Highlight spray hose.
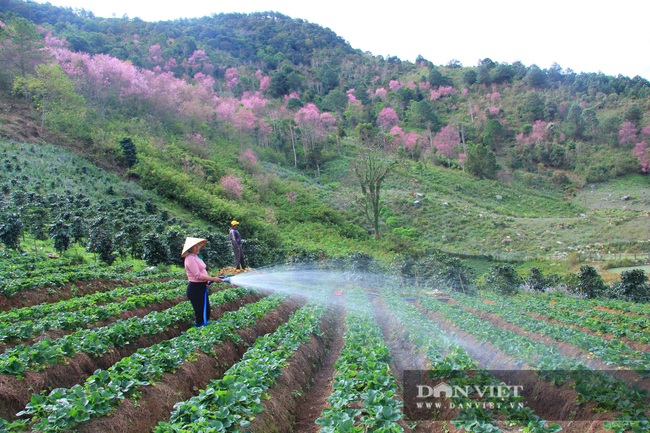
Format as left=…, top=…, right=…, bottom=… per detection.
left=217, top=275, right=232, bottom=284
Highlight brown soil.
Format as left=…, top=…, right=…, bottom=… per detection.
left=247, top=303, right=340, bottom=433
left=0, top=277, right=174, bottom=312
left=0, top=292, right=264, bottom=421
left=292, top=303, right=346, bottom=433
left=418, top=304, right=615, bottom=433
left=75, top=297, right=305, bottom=433
left=370, top=296, right=453, bottom=433
left=593, top=305, right=645, bottom=316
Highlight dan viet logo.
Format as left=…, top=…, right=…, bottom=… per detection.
left=413, top=381, right=525, bottom=411
left=402, top=370, right=528, bottom=418
left=417, top=381, right=524, bottom=399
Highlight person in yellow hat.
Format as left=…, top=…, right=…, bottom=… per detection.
left=228, top=220, right=248, bottom=270
left=181, top=237, right=223, bottom=327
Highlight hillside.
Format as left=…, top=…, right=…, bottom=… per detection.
left=2, top=4, right=650, bottom=432
left=0, top=0, right=649, bottom=280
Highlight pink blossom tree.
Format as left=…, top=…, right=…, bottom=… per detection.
left=430, top=86, right=456, bottom=100
left=346, top=88, right=359, bottom=105
left=238, top=148, right=258, bottom=171
left=376, top=107, right=399, bottom=131
left=241, top=91, right=268, bottom=114
left=220, top=175, right=243, bottom=199
left=225, top=67, right=239, bottom=89
left=389, top=126, right=425, bottom=159
left=294, top=103, right=336, bottom=175
left=257, top=119, right=272, bottom=147
left=283, top=92, right=300, bottom=104
left=186, top=50, right=214, bottom=76
left=433, top=124, right=460, bottom=165
left=632, top=142, right=649, bottom=172
left=232, top=107, right=257, bottom=145
left=619, top=121, right=638, bottom=147
left=259, top=75, right=270, bottom=92
left=402, top=131, right=424, bottom=159
left=488, top=106, right=500, bottom=116
left=215, top=97, right=238, bottom=123
left=389, top=80, right=403, bottom=91
left=148, top=44, right=164, bottom=67
left=516, top=120, right=549, bottom=147
left=374, top=87, right=387, bottom=99
left=48, top=44, right=217, bottom=123
left=640, top=125, right=650, bottom=141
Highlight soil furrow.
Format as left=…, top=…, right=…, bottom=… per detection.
left=0, top=292, right=264, bottom=421
left=76, top=297, right=304, bottom=433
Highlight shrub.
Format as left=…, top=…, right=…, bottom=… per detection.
left=119, top=137, right=138, bottom=167
left=576, top=265, right=607, bottom=299
left=526, top=267, right=548, bottom=292
left=142, top=232, right=169, bottom=266
left=567, top=251, right=581, bottom=267
left=483, top=264, right=522, bottom=295
left=0, top=212, right=23, bottom=250
left=609, top=269, right=650, bottom=302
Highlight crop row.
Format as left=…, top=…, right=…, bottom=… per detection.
left=457, top=292, right=650, bottom=369
left=0, top=284, right=186, bottom=344
left=0, top=279, right=185, bottom=324
left=156, top=300, right=325, bottom=432
left=383, top=293, right=560, bottom=433
left=420, top=296, right=650, bottom=432
left=6, top=292, right=288, bottom=432
left=0, top=250, right=116, bottom=278
left=0, top=287, right=251, bottom=376
left=316, top=289, right=404, bottom=433
left=537, top=293, right=650, bottom=318
left=499, top=293, right=650, bottom=342
left=0, top=265, right=179, bottom=297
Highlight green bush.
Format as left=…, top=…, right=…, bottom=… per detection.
left=608, top=269, right=649, bottom=302
left=526, top=267, right=548, bottom=292
left=483, top=264, right=522, bottom=295
left=142, top=232, right=168, bottom=266
left=575, top=265, right=607, bottom=299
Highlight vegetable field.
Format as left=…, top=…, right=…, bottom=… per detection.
left=1, top=265, right=649, bottom=433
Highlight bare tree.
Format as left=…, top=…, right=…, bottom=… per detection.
left=353, top=145, right=396, bottom=240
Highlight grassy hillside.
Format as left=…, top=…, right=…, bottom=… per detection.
left=1, top=2, right=649, bottom=284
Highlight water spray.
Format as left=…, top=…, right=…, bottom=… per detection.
left=212, top=263, right=451, bottom=306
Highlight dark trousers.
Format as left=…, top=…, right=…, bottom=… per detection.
left=232, top=245, right=247, bottom=269
left=186, top=281, right=210, bottom=326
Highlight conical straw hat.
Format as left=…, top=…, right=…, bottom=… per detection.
left=181, top=237, right=207, bottom=257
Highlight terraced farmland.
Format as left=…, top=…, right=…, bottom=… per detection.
left=0, top=263, right=648, bottom=432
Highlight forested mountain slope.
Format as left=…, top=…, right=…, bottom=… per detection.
left=1, top=0, right=649, bottom=272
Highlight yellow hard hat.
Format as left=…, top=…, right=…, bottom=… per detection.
left=231, top=220, right=239, bottom=226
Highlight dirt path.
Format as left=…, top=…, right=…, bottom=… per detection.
left=370, top=296, right=454, bottom=433
left=292, top=302, right=346, bottom=433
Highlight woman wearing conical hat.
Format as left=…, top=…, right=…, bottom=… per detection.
left=181, top=237, right=223, bottom=327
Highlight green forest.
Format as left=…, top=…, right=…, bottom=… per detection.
left=0, top=0, right=649, bottom=300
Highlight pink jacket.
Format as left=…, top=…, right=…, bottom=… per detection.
left=184, top=253, right=208, bottom=283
